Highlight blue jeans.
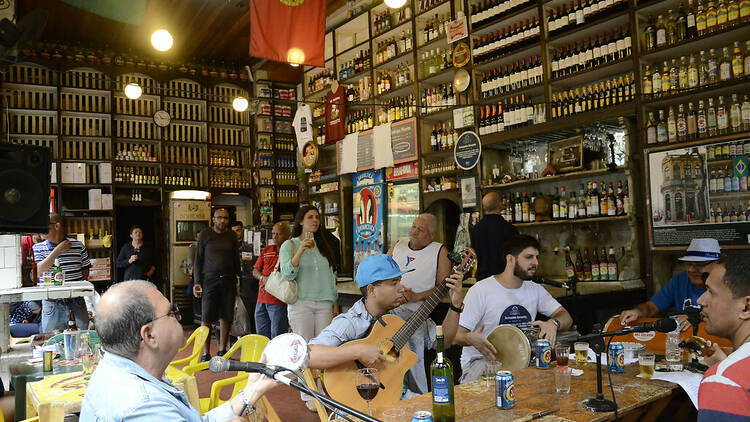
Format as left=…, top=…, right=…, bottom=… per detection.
left=10, top=322, right=41, bottom=337
left=41, top=298, right=89, bottom=332
left=254, top=302, right=289, bottom=339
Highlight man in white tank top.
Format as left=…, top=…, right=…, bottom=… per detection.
left=387, top=213, right=455, bottom=394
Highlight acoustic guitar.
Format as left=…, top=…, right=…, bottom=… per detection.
left=604, top=315, right=732, bottom=355
left=322, top=248, right=476, bottom=413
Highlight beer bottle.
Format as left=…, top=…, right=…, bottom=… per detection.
left=600, top=247, right=610, bottom=281
left=431, top=326, right=455, bottom=422
left=575, top=249, right=585, bottom=279
left=68, top=310, right=79, bottom=331
left=583, top=249, right=593, bottom=281
left=608, top=247, right=618, bottom=281
left=565, top=250, right=576, bottom=282
left=591, top=249, right=600, bottom=281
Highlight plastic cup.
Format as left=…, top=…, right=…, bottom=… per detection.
left=574, top=342, right=589, bottom=366
left=555, top=366, right=571, bottom=394
left=639, top=352, right=655, bottom=378
left=555, top=344, right=570, bottom=367
left=382, top=408, right=407, bottom=422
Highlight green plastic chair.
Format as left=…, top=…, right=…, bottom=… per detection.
left=44, top=330, right=100, bottom=349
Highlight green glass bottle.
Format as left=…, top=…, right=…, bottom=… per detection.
left=431, top=326, right=455, bottom=422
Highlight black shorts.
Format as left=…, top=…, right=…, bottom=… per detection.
left=201, top=275, right=237, bottom=323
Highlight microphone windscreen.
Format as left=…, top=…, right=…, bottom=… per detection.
left=209, top=356, right=228, bottom=373
left=656, top=317, right=678, bottom=333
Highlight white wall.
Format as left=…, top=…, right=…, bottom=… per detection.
left=0, top=235, right=22, bottom=290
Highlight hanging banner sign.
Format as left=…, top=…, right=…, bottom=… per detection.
left=454, top=131, right=481, bottom=170
left=446, top=17, right=468, bottom=43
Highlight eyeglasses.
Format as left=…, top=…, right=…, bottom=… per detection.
left=685, top=261, right=714, bottom=269
left=148, top=304, right=181, bottom=324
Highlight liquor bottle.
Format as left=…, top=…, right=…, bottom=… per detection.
left=657, top=109, right=668, bottom=143
left=717, top=95, right=729, bottom=135
left=575, top=249, right=585, bottom=279
left=600, top=247, right=609, bottom=281
left=560, top=186, right=568, bottom=218
left=677, top=104, right=688, bottom=142
left=583, top=249, right=593, bottom=281
left=431, top=325, right=455, bottom=422
left=565, top=250, right=576, bottom=283
left=644, top=15, right=656, bottom=50
left=646, top=112, right=657, bottom=144
left=607, top=182, right=617, bottom=216
left=608, top=247, right=618, bottom=280
left=687, top=102, right=698, bottom=140
left=707, top=97, right=718, bottom=136
left=552, top=187, right=560, bottom=219
left=697, top=99, right=708, bottom=137
left=616, top=181, right=626, bottom=215
left=687, top=0, right=698, bottom=38
left=742, top=94, right=750, bottom=131
left=598, top=181, right=608, bottom=216
left=591, top=248, right=600, bottom=281
left=578, top=185, right=587, bottom=218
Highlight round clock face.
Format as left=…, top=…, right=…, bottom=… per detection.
left=153, top=110, right=171, bottom=127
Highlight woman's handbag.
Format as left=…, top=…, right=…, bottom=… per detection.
left=263, top=243, right=298, bottom=304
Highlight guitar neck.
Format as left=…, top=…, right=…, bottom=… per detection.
left=391, top=278, right=451, bottom=350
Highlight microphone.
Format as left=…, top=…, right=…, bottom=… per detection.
left=623, top=317, right=678, bottom=334
left=209, top=356, right=279, bottom=378
left=531, top=276, right=570, bottom=290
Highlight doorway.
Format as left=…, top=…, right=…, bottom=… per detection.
left=115, top=205, right=164, bottom=291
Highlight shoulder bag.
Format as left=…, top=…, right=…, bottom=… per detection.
left=263, top=241, right=298, bottom=304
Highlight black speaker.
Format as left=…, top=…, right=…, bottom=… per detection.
left=0, top=143, right=51, bottom=233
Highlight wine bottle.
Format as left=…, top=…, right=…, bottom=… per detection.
left=431, top=326, right=455, bottom=422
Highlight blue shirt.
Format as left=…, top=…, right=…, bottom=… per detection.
left=310, top=299, right=374, bottom=347
left=650, top=272, right=706, bottom=312
left=80, top=352, right=235, bottom=422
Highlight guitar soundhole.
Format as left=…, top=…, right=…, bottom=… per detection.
left=379, top=338, right=400, bottom=363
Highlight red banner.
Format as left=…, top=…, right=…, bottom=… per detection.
left=250, top=0, right=326, bottom=67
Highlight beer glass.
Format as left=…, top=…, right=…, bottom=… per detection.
left=639, top=352, right=655, bottom=378
left=482, top=360, right=501, bottom=387
left=574, top=342, right=589, bottom=366
left=555, top=344, right=570, bottom=367
left=555, top=367, right=571, bottom=394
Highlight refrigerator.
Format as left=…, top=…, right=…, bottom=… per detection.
left=385, top=162, right=420, bottom=251
left=353, top=169, right=385, bottom=272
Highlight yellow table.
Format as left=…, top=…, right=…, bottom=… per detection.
left=26, top=365, right=198, bottom=418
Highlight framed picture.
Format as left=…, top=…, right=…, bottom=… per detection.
left=548, top=135, right=584, bottom=173
left=459, top=174, right=479, bottom=209
left=301, top=141, right=319, bottom=169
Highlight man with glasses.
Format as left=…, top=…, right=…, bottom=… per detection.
left=193, top=208, right=240, bottom=361
left=81, top=280, right=277, bottom=422
left=620, top=238, right=721, bottom=332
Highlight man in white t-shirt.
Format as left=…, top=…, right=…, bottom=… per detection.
left=443, top=234, right=573, bottom=383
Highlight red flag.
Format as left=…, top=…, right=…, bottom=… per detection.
left=250, top=0, right=326, bottom=67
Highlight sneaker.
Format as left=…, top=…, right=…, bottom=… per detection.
left=304, top=400, right=318, bottom=413
left=199, top=353, right=211, bottom=363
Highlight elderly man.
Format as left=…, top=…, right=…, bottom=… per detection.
left=471, top=192, right=519, bottom=280
left=696, top=258, right=750, bottom=420
left=32, top=213, right=90, bottom=331
left=80, top=280, right=276, bottom=422
left=386, top=213, right=453, bottom=394
left=620, top=238, right=720, bottom=331
left=253, top=222, right=292, bottom=339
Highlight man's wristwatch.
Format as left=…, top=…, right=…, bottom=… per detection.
left=551, top=318, right=561, bottom=329
left=449, top=302, right=464, bottom=313
left=236, top=390, right=255, bottom=416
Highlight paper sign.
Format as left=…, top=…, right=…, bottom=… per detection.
left=446, top=17, right=468, bottom=43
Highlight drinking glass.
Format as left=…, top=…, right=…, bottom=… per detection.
left=555, top=367, right=571, bottom=394
left=639, top=352, right=655, bottom=378
left=482, top=360, right=501, bottom=388
left=356, top=368, right=380, bottom=416
left=382, top=408, right=406, bottom=422
left=555, top=344, right=570, bottom=367
left=574, top=342, right=589, bottom=367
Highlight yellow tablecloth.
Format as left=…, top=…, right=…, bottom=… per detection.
left=26, top=365, right=199, bottom=417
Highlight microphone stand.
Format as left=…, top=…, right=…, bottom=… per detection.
left=576, top=327, right=616, bottom=412
left=270, top=368, right=381, bottom=422
left=672, top=307, right=709, bottom=373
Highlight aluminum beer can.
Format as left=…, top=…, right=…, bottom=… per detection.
left=608, top=342, right=625, bottom=373
left=411, top=410, right=434, bottom=422
left=495, top=370, right=515, bottom=409
left=535, top=339, right=552, bottom=369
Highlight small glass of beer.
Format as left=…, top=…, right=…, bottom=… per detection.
left=574, top=342, right=589, bottom=367
left=555, top=343, right=570, bottom=367
left=639, top=352, right=655, bottom=378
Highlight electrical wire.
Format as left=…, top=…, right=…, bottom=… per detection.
left=605, top=336, right=620, bottom=422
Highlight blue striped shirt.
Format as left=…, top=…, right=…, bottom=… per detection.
left=32, top=239, right=90, bottom=281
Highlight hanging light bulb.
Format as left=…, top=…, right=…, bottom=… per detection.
left=124, top=83, right=142, bottom=99
left=151, top=29, right=173, bottom=51
left=286, top=48, right=305, bottom=67
left=384, top=0, right=407, bottom=8
left=233, top=97, right=249, bottom=112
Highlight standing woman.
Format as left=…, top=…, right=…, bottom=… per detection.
left=279, top=205, right=338, bottom=342
left=116, top=225, right=156, bottom=282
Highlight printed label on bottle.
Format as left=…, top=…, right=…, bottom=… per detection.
left=432, top=376, right=451, bottom=403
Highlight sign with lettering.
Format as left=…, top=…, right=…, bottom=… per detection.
left=385, top=161, right=419, bottom=181
left=446, top=17, right=468, bottom=43
left=357, top=129, right=374, bottom=171
left=390, top=118, right=418, bottom=164
left=454, top=131, right=481, bottom=170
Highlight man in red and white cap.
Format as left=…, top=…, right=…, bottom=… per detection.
left=620, top=238, right=721, bottom=331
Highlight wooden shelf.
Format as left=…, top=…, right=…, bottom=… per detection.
left=550, top=56, right=633, bottom=88
left=641, top=76, right=750, bottom=108
left=374, top=50, right=415, bottom=70
left=482, top=166, right=627, bottom=190
left=638, top=22, right=750, bottom=65
left=547, top=7, right=629, bottom=43
left=479, top=82, right=545, bottom=104
left=514, top=214, right=630, bottom=227
left=645, top=131, right=750, bottom=153
left=708, top=191, right=750, bottom=201
left=470, top=2, right=539, bottom=35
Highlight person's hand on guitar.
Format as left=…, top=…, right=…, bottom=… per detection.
left=531, top=319, right=558, bottom=347
left=446, top=272, right=465, bottom=308
left=703, top=342, right=728, bottom=367
left=619, top=309, right=641, bottom=326
left=354, top=344, right=386, bottom=368
left=675, top=314, right=691, bottom=332
left=466, top=324, right=497, bottom=360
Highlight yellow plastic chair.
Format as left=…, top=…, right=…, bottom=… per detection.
left=183, top=334, right=270, bottom=414
left=170, top=326, right=210, bottom=371
left=303, top=368, right=330, bottom=421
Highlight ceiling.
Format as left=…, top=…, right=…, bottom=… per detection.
left=16, top=0, right=350, bottom=81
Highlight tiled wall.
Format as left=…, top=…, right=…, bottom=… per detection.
left=0, top=234, right=22, bottom=289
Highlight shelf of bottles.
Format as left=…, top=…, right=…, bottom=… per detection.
left=114, top=165, right=160, bottom=186
left=566, top=245, right=621, bottom=282
left=115, top=141, right=159, bottom=162
left=163, top=167, right=204, bottom=188
left=478, top=53, right=544, bottom=102
left=470, top=15, right=540, bottom=66
left=550, top=72, right=635, bottom=119
left=372, top=3, right=413, bottom=39
left=423, top=157, right=460, bottom=177
left=706, top=140, right=750, bottom=223
left=209, top=169, right=251, bottom=189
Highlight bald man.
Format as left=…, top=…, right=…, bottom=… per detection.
left=471, top=192, right=519, bottom=280
left=81, top=280, right=277, bottom=422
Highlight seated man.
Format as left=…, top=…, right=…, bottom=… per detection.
left=308, top=254, right=463, bottom=387
left=443, top=234, right=573, bottom=384
left=80, top=280, right=277, bottom=422
left=620, top=238, right=720, bottom=332
left=696, top=258, right=750, bottom=420
left=9, top=301, right=41, bottom=338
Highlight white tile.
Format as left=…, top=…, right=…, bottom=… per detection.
left=4, top=247, right=17, bottom=268
left=0, top=248, right=4, bottom=269
left=0, top=235, right=15, bottom=248
left=0, top=267, right=21, bottom=289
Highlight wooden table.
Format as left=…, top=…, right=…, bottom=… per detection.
left=25, top=364, right=199, bottom=418
left=377, top=363, right=681, bottom=421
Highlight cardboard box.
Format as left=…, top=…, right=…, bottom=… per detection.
left=101, top=193, right=113, bottom=210
left=50, top=163, right=57, bottom=184
left=88, top=189, right=102, bottom=210
left=98, top=163, right=112, bottom=184
left=61, top=163, right=86, bottom=184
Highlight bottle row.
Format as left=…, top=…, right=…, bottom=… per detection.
left=316, top=126, right=327, bottom=145
left=429, top=122, right=459, bottom=151
left=418, top=0, right=445, bottom=14
left=260, top=155, right=296, bottom=169
left=551, top=73, right=635, bottom=119
left=347, top=111, right=375, bottom=133
left=130, top=189, right=145, bottom=203
left=470, top=0, right=536, bottom=29
left=547, top=0, right=628, bottom=36
left=115, top=144, right=157, bottom=162
left=275, top=171, right=297, bottom=185
left=164, top=168, right=201, bottom=187
left=423, top=158, right=458, bottom=175
left=338, top=48, right=371, bottom=81
left=708, top=166, right=749, bottom=193
left=480, top=55, right=543, bottom=98
left=707, top=140, right=750, bottom=160
left=324, top=201, right=340, bottom=215
left=642, top=0, right=749, bottom=52
left=710, top=201, right=750, bottom=223
left=642, top=42, right=750, bottom=97
left=354, top=239, right=385, bottom=266
left=209, top=170, right=250, bottom=189
left=425, top=176, right=458, bottom=192
left=372, top=6, right=412, bottom=36
left=478, top=94, right=545, bottom=135
left=307, top=69, right=333, bottom=94
left=472, top=18, right=540, bottom=63
left=114, top=166, right=159, bottom=185
left=421, top=83, right=456, bottom=114
left=377, top=95, right=417, bottom=123
left=208, top=150, right=244, bottom=167
left=566, top=247, right=619, bottom=282
left=376, top=65, right=413, bottom=95
left=645, top=93, right=750, bottom=144
left=419, top=12, right=451, bottom=46
left=550, top=25, right=632, bottom=80
left=375, top=32, right=414, bottom=66
left=345, top=80, right=372, bottom=104
left=419, top=47, right=454, bottom=79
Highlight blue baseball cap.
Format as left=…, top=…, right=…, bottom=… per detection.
left=355, top=254, right=414, bottom=288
